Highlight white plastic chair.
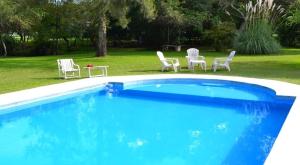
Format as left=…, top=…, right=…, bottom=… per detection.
left=157, top=51, right=180, bottom=72
left=186, top=48, right=206, bottom=71
left=57, top=59, right=81, bottom=79
left=212, top=51, right=236, bottom=72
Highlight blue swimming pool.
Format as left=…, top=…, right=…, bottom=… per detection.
left=0, top=79, right=295, bottom=165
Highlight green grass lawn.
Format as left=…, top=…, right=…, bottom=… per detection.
left=0, top=48, right=300, bottom=94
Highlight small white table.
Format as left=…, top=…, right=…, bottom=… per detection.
left=190, top=60, right=206, bottom=71
left=84, top=66, right=109, bottom=78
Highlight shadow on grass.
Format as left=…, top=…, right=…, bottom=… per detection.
left=228, top=61, right=300, bottom=81
left=236, top=48, right=300, bottom=56
left=129, top=69, right=164, bottom=73
left=31, top=77, right=80, bottom=81
left=279, top=48, right=300, bottom=56
left=128, top=68, right=212, bottom=74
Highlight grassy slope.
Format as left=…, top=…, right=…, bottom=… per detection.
left=0, top=48, right=299, bottom=94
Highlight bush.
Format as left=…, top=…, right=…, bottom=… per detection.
left=0, top=36, right=16, bottom=56
left=31, top=40, right=56, bottom=55
left=234, top=20, right=281, bottom=54
left=0, top=36, right=32, bottom=56
left=278, top=0, right=300, bottom=47
left=278, top=24, right=300, bottom=47
left=204, top=22, right=236, bottom=51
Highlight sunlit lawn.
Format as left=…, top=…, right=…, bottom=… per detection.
left=0, top=48, right=300, bottom=94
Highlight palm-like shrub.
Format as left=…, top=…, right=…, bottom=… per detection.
left=234, top=20, right=281, bottom=54
left=234, top=0, right=284, bottom=54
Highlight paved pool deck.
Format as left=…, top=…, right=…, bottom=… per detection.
left=0, top=74, right=299, bottom=164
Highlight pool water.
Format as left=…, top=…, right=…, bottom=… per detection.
left=0, top=79, right=295, bottom=165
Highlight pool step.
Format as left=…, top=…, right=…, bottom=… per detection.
left=118, top=89, right=295, bottom=110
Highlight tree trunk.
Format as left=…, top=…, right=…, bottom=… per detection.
left=73, top=38, right=77, bottom=49
left=167, top=26, right=170, bottom=44
left=1, top=38, right=7, bottom=57
left=63, top=37, right=70, bottom=50
left=20, top=33, right=24, bottom=42
left=96, top=16, right=107, bottom=57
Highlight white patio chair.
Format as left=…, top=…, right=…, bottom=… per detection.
left=157, top=51, right=180, bottom=72
left=212, top=51, right=236, bottom=72
left=57, top=59, right=81, bottom=79
left=186, top=48, right=206, bottom=71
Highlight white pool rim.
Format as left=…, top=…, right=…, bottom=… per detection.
left=0, top=74, right=299, bottom=165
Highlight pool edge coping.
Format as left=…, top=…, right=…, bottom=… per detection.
left=0, top=74, right=299, bottom=164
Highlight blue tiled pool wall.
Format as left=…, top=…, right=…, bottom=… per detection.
left=1, top=88, right=293, bottom=124
left=0, top=79, right=295, bottom=125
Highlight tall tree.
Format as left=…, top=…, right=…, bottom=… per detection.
left=155, top=0, right=183, bottom=44
left=279, top=0, right=300, bottom=47
left=181, top=0, right=216, bottom=29
left=84, top=0, right=155, bottom=57
left=0, top=0, right=38, bottom=56
left=0, top=0, right=16, bottom=56
left=180, top=0, right=218, bottom=44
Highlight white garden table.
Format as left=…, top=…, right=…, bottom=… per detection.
left=83, top=66, right=109, bottom=78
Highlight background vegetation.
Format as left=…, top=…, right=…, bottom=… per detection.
left=0, top=0, right=299, bottom=57
left=0, top=0, right=300, bottom=94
